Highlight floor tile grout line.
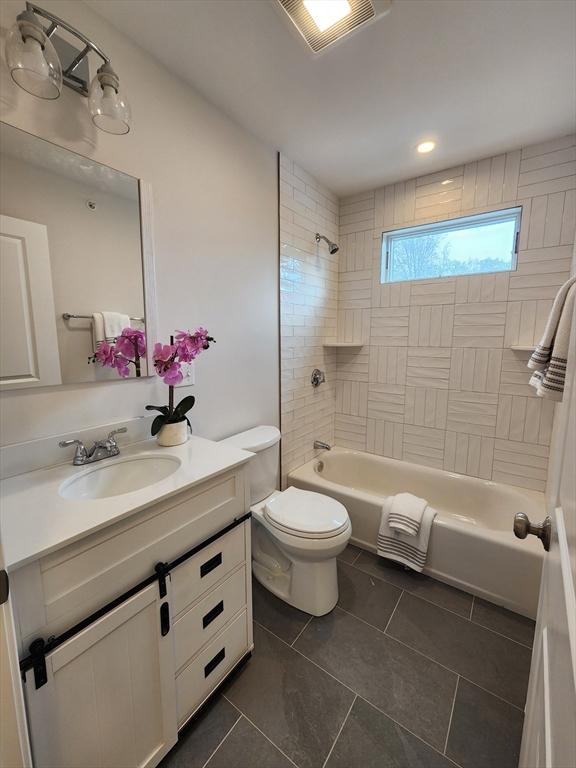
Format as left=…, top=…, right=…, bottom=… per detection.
left=351, top=547, right=363, bottom=565
left=199, top=713, right=242, bottom=768
left=383, top=624, right=526, bottom=712
left=291, top=616, right=313, bottom=647
left=321, top=694, right=357, bottom=768
left=443, top=675, right=460, bottom=755
left=221, top=693, right=301, bottom=768
left=368, top=571, right=534, bottom=649
left=254, top=619, right=464, bottom=764
left=383, top=589, right=404, bottom=635
left=353, top=692, right=464, bottom=768
left=345, top=557, right=476, bottom=621
left=346, top=551, right=535, bottom=648
left=330, top=605, right=526, bottom=711
left=468, top=616, right=534, bottom=649
left=268, top=600, right=527, bottom=714
left=253, top=618, right=360, bottom=696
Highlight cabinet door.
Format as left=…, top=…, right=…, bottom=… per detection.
left=24, top=584, right=177, bottom=768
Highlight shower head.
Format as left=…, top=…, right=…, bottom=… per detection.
left=315, top=233, right=339, bottom=255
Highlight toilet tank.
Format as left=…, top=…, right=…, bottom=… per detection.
left=221, top=426, right=281, bottom=505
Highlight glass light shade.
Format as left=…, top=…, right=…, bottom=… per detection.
left=88, top=70, right=131, bottom=135
left=5, top=16, right=62, bottom=99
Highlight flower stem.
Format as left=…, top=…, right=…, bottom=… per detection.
left=168, top=334, right=174, bottom=416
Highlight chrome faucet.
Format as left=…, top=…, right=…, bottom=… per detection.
left=59, top=428, right=127, bottom=465
left=313, top=440, right=331, bottom=451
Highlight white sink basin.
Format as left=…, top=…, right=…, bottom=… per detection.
left=59, top=454, right=181, bottom=500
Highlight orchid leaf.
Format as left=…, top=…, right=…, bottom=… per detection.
left=146, top=404, right=170, bottom=416
left=151, top=414, right=167, bottom=436
left=173, top=395, right=195, bottom=420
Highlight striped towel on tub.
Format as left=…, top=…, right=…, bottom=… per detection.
left=377, top=495, right=436, bottom=572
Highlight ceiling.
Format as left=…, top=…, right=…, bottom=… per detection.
left=87, top=0, right=576, bottom=196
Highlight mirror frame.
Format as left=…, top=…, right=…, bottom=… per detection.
left=0, top=123, right=158, bottom=390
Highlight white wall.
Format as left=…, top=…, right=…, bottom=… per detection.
left=0, top=0, right=278, bottom=445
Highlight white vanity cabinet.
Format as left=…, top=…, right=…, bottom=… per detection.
left=7, top=460, right=253, bottom=768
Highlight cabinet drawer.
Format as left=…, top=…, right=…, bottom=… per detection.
left=176, top=610, right=248, bottom=726
left=174, top=565, right=247, bottom=671
left=171, top=524, right=245, bottom=616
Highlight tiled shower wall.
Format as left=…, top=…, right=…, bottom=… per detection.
left=333, top=133, right=576, bottom=491
left=279, top=155, right=339, bottom=483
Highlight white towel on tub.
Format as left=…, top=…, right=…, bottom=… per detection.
left=377, top=495, right=436, bottom=572
left=388, top=492, right=428, bottom=536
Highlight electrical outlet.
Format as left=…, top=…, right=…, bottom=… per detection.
left=174, top=361, right=195, bottom=387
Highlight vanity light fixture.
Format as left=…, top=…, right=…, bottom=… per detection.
left=278, top=0, right=392, bottom=53
left=417, top=141, right=436, bottom=154
left=5, top=2, right=131, bottom=134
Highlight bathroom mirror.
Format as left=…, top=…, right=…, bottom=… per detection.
left=0, top=122, right=156, bottom=389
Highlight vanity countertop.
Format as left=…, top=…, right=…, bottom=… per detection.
left=0, top=436, right=253, bottom=572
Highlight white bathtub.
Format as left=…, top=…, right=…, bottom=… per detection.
left=288, top=448, right=545, bottom=618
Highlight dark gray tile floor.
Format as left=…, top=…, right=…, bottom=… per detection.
left=161, top=545, right=534, bottom=768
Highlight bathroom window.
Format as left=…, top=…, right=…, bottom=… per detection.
left=381, top=207, right=521, bottom=283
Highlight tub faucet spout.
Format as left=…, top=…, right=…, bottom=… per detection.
left=314, top=440, right=331, bottom=451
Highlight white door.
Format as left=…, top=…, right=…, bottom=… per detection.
left=519, top=308, right=576, bottom=767
left=0, top=215, right=61, bottom=389
left=24, top=583, right=177, bottom=768
left=0, top=549, right=32, bottom=768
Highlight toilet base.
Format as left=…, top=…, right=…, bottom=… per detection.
left=252, top=555, right=339, bottom=617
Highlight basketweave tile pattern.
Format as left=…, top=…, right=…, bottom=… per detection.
left=331, top=134, right=576, bottom=491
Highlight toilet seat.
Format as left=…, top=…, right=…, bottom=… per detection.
left=263, top=486, right=349, bottom=539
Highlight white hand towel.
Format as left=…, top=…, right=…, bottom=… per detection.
left=92, top=312, right=106, bottom=352
left=101, top=311, right=130, bottom=342
left=377, top=496, right=436, bottom=572
left=528, top=279, right=576, bottom=401
left=388, top=492, right=428, bottom=536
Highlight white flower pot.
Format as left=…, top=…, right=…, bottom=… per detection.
left=157, top=420, right=188, bottom=447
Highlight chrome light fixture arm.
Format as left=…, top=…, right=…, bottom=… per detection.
left=25, top=1, right=110, bottom=95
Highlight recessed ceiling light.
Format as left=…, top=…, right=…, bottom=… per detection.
left=303, top=0, right=352, bottom=32
left=417, top=141, right=436, bottom=154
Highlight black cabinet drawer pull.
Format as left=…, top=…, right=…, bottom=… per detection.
left=203, top=600, right=224, bottom=629
left=200, top=552, right=222, bottom=578
left=204, top=647, right=225, bottom=678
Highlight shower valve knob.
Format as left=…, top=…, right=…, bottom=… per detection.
left=311, top=368, right=325, bottom=387
left=513, top=512, right=552, bottom=552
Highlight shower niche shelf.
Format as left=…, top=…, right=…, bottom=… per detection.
left=322, top=341, right=364, bottom=348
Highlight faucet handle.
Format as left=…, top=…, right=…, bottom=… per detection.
left=107, top=427, right=127, bottom=438
left=106, top=427, right=127, bottom=446
left=59, top=439, right=88, bottom=464
left=59, top=438, right=84, bottom=448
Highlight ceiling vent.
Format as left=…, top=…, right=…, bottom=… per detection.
left=277, top=0, right=392, bottom=53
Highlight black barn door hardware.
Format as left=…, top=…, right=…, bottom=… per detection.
left=19, top=513, right=250, bottom=688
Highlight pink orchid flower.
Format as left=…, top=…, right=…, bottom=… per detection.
left=94, top=341, right=116, bottom=367
left=115, top=327, right=146, bottom=358
left=153, top=342, right=183, bottom=385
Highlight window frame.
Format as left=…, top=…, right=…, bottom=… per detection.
left=380, top=206, right=522, bottom=284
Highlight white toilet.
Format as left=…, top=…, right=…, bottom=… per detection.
left=222, top=426, right=351, bottom=616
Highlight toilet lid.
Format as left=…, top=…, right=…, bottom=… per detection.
left=264, top=487, right=349, bottom=539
